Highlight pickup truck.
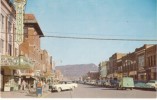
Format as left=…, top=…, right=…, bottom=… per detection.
left=51, top=81, right=78, bottom=92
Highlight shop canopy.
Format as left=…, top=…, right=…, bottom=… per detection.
left=1, top=55, right=34, bottom=70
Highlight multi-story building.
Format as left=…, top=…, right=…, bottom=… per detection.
left=108, top=53, right=126, bottom=79
left=87, top=71, right=99, bottom=81
left=135, top=44, right=154, bottom=81
left=121, top=52, right=137, bottom=79
left=145, top=45, right=156, bottom=80
left=116, top=58, right=123, bottom=79
left=20, top=14, right=54, bottom=84
left=98, top=61, right=108, bottom=80
left=0, top=0, right=16, bottom=91
left=54, top=70, right=63, bottom=82
left=0, top=0, right=33, bottom=91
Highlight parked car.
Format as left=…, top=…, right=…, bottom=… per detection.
left=134, top=80, right=153, bottom=89
left=146, top=80, right=157, bottom=90
left=51, top=81, right=78, bottom=92
left=116, top=77, right=134, bottom=90
left=104, top=79, right=111, bottom=87
left=89, top=80, right=96, bottom=85
left=110, top=80, right=119, bottom=88
left=96, top=80, right=102, bottom=86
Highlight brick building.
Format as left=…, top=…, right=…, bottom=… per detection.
left=106, top=44, right=157, bottom=81
left=145, top=45, right=157, bottom=80
left=108, top=53, right=126, bottom=78
left=19, top=14, right=53, bottom=84
left=87, top=71, right=99, bottom=81
left=121, top=52, right=137, bottom=79
left=135, top=44, right=154, bottom=81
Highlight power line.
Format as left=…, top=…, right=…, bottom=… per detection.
left=1, top=31, right=157, bottom=42
left=44, top=31, right=155, bottom=37
left=44, top=35, right=157, bottom=42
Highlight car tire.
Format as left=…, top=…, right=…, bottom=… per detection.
left=71, top=87, right=74, bottom=91
left=57, top=88, right=61, bottom=92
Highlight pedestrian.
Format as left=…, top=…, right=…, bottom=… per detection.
left=36, top=79, right=43, bottom=97
left=43, top=81, right=46, bottom=92
left=18, top=79, right=21, bottom=90
left=21, top=80, right=26, bottom=90
left=33, top=80, right=36, bottom=89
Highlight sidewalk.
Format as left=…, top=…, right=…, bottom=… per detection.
left=1, top=85, right=51, bottom=98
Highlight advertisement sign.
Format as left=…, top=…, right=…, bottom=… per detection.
left=14, top=0, right=27, bottom=44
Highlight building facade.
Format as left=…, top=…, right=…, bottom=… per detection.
left=1, top=0, right=16, bottom=91
left=20, top=14, right=54, bottom=84
left=106, top=44, right=157, bottom=81
left=0, top=0, right=33, bottom=91
left=107, top=53, right=126, bottom=79
left=98, top=61, right=108, bottom=80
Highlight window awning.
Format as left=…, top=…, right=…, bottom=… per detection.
left=1, top=55, right=34, bottom=70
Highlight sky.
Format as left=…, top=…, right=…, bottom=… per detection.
left=25, top=0, right=156, bottom=66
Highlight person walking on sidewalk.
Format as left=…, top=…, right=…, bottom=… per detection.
left=36, top=79, right=43, bottom=97
left=21, top=80, right=26, bottom=90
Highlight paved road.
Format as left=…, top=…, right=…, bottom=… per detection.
left=46, top=84, right=157, bottom=98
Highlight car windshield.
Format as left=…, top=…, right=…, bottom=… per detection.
left=134, top=80, right=146, bottom=84
left=147, top=81, right=155, bottom=83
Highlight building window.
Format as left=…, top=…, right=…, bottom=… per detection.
left=154, top=55, right=156, bottom=66
left=8, top=21, right=11, bottom=34
left=8, top=44, right=12, bottom=56
left=15, top=48, right=18, bottom=56
left=41, top=54, right=42, bottom=60
left=24, top=27, right=28, bottom=38
left=1, top=14, right=4, bottom=29
left=151, top=56, right=153, bottom=67
left=0, top=39, right=4, bottom=53
left=138, top=55, right=145, bottom=67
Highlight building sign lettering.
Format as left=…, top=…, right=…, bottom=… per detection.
left=14, top=0, right=27, bottom=44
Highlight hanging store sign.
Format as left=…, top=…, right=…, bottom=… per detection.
left=14, top=0, right=27, bottom=44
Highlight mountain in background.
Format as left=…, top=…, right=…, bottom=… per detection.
left=55, top=63, right=98, bottom=80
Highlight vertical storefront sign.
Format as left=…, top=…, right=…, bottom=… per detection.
left=14, top=0, right=27, bottom=45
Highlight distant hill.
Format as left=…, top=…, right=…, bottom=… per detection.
left=55, top=63, right=98, bottom=80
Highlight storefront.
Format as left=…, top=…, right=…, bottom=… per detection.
left=129, top=71, right=137, bottom=80
left=150, top=67, right=157, bottom=80
left=117, top=73, right=123, bottom=79
left=138, top=70, right=146, bottom=81
left=1, top=55, right=34, bottom=91
left=123, top=72, right=128, bottom=77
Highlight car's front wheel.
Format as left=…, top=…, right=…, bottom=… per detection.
left=71, top=86, right=74, bottom=91
left=57, top=88, right=61, bottom=92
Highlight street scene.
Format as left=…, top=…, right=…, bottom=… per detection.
left=0, top=0, right=157, bottom=99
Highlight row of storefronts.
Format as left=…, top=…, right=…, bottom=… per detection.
left=99, top=44, right=157, bottom=81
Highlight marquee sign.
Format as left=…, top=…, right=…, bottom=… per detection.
left=1, top=55, right=34, bottom=69
left=14, top=0, right=27, bottom=44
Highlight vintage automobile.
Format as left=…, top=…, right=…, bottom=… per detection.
left=146, top=80, right=157, bottom=90
left=134, top=80, right=155, bottom=90
left=116, top=77, right=134, bottom=90
left=51, top=81, right=78, bottom=92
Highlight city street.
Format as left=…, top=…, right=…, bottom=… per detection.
left=1, top=84, right=156, bottom=98
left=46, top=84, right=156, bottom=98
